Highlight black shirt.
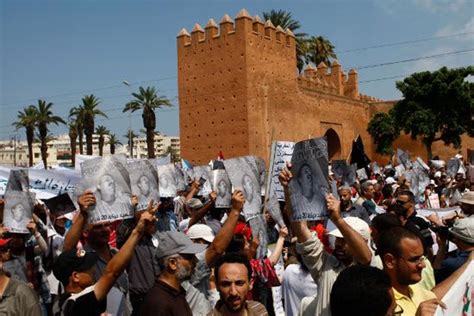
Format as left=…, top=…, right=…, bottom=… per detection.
left=60, top=285, right=106, bottom=316
left=406, top=211, right=434, bottom=249
left=140, top=279, right=192, bottom=316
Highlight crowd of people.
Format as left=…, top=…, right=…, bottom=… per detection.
left=0, top=152, right=473, bottom=316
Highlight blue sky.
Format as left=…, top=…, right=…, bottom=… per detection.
left=1, top=0, right=473, bottom=142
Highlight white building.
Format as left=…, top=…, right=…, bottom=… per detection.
left=124, top=133, right=181, bottom=160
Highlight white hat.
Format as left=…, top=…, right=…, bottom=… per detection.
left=186, top=224, right=215, bottom=243
left=434, top=171, right=442, bottom=178
left=328, top=217, right=370, bottom=241
left=385, top=177, right=396, bottom=185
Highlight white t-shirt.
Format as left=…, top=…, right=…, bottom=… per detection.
left=282, top=263, right=318, bottom=316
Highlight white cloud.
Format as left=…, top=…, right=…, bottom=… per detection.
left=403, top=45, right=474, bottom=74
left=436, top=17, right=474, bottom=41
left=414, top=0, right=467, bottom=12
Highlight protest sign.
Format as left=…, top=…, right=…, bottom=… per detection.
left=266, top=195, right=285, bottom=227
left=395, top=164, right=405, bottom=178
left=127, top=160, right=160, bottom=210
left=157, top=164, right=178, bottom=198
left=447, top=158, right=461, bottom=177
left=224, top=157, right=262, bottom=220
left=414, top=157, right=429, bottom=171
left=372, top=161, right=381, bottom=175
left=332, top=160, right=357, bottom=185
left=331, top=160, right=346, bottom=179
left=356, top=168, right=368, bottom=181
left=435, top=261, right=473, bottom=316
left=430, top=160, right=445, bottom=169
left=3, top=190, right=35, bottom=234
left=266, top=141, right=295, bottom=201
left=42, top=193, right=77, bottom=217
left=6, top=169, right=29, bottom=193
left=193, top=165, right=212, bottom=196
left=396, top=148, right=412, bottom=169
left=80, top=155, right=133, bottom=224
left=174, top=164, right=187, bottom=192
left=75, top=154, right=99, bottom=172
left=211, top=169, right=232, bottom=208
left=289, top=137, right=329, bottom=221
left=248, top=214, right=268, bottom=260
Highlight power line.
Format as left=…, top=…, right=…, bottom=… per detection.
left=337, top=31, right=474, bottom=54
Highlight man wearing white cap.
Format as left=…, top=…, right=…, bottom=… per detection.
left=459, top=191, right=474, bottom=217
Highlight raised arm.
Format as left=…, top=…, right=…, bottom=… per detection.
left=326, top=194, right=372, bottom=265
left=63, top=191, right=95, bottom=251
left=188, top=192, right=216, bottom=229
left=94, top=200, right=158, bottom=301
left=205, top=190, right=245, bottom=267
left=268, top=226, right=288, bottom=266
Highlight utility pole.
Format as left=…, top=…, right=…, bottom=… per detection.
left=12, top=134, right=17, bottom=166
left=123, top=80, right=133, bottom=158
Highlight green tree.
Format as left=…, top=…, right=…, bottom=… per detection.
left=123, top=86, right=172, bottom=158
left=81, top=94, right=107, bottom=155
left=367, top=112, right=399, bottom=155
left=68, top=119, right=78, bottom=167
left=368, top=66, right=474, bottom=159
left=124, top=129, right=138, bottom=158
left=307, top=36, right=337, bottom=67
left=263, top=9, right=309, bottom=73
left=107, top=134, right=121, bottom=155
left=95, top=125, right=110, bottom=156
left=13, top=106, right=37, bottom=167
left=32, top=100, right=65, bottom=168
left=69, top=106, right=85, bottom=154
left=163, top=145, right=180, bottom=163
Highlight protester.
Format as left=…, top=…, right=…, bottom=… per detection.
left=338, top=186, right=370, bottom=224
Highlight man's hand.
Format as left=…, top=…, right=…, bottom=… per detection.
left=135, top=200, right=159, bottom=234
left=191, top=180, right=201, bottom=192
left=415, top=298, right=446, bottom=316
left=209, top=191, right=217, bottom=203
left=78, top=191, right=96, bottom=214
left=279, top=226, right=289, bottom=239
left=326, top=194, right=341, bottom=222
left=278, top=164, right=293, bottom=188
left=131, top=194, right=138, bottom=210
left=26, top=220, right=37, bottom=235
left=231, top=190, right=245, bottom=211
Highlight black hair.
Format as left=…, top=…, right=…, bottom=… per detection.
left=398, top=190, right=415, bottom=203
left=330, top=265, right=392, bottom=316
left=214, top=252, right=252, bottom=283
left=372, top=213, right=402, bottom=233
left=387, top=203, right=408, bottom=219
left=225, top=234, right=245, bottom=254
left=377, top=227, right=420, bottom=258
left=381, top=184, right=393, bottom=199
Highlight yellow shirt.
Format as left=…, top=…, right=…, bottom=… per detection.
left=393, top=283, right=437, bottom=315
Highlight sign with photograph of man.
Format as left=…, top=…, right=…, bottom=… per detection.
left=331, top=160, right=357, bottom=186
left=267, top=141, right=295, bottom=202
left=397, top=148, right=412, bottom=169
left=193, top=165, right=212, bottom=196
left=224, top=157, right=262, bottom=220
left=80, top=155, right=133, bottom=224
left=248, top=214, right=268, bottom=260
left=211, top=169, right=232, bottom=208
left=289, top=137, right=329, bottom=221
left=3, top=190, right=35, bottom=234
left=6, top=169, right=29, bottom=193
left=127, top=160, right=160, bottom=211
left=447, top=158, right=461, bottom=177
left=157, top=164, right=178, bottom=198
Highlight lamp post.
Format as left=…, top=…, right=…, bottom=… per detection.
left=122, top=80, right=133, bottom=158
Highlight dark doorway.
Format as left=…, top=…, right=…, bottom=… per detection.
left=324, top=128, right=341, bottom=160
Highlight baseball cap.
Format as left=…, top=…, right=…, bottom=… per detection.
left=459, top=191, right=474, bottom=206
left=187, top=224, right=215, bottom=243
left=0, top=238, right=12, bottom=248
left=53, top=249, right=99, bottom=286
left=328, top=217, right=371, bottom=241
left=155, top=231, right=207, bottom=259
left=449, top=218, right=474, bottom=244
left=186, top=198, right=204, bottom=210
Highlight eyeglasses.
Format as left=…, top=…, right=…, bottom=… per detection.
left=392, top=304, right=404, bottom=316
left=396, top=199, right=409, bottom=205
left=398, top=255, right=426, bottom=265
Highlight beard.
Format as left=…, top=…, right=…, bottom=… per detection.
left=175, top=264, right=193, bottom=281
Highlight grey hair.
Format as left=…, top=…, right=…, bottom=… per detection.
left=158, top=254, right=180, bottom=271
left=360, top=181, right=373, bottom=194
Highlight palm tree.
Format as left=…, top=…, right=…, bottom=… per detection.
left=32, top=100, right=65, bottom=168
left=263, top=9, right=308, bottom=72
left=13, top=106, right=37, bottom=167
left=107, top=134, right=121, bottom=155
left=164, top=145, right=180, bottom=163
left=95, top=125, right=110, bottom=156
left=69, top=106, right=85, bottom=154
left=307, top=36, right=337, bottom=67
left=123, top=86, right=172, bottom=158
left=68, top=120, right=78, bottom=167
left=124, top=129, right=138, bottom=158
left=81, top=94, right=107, bottom=155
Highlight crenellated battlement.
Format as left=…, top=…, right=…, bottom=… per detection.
left=177, top=9, right=296, bottom=50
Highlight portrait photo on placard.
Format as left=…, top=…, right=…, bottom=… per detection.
left=3, top=190, right=35, bottom=234
left=80, top=155, right=133, bottom=224
left=193, top=165, right=212, bottom=196
left=157, top=164, right=177, bottom=198
left=127, top=160, right=160, bottom=211
left=211, top=169, right=232, bottom=208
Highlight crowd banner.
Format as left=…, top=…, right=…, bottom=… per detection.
left=435, top=260, right=473, bottom=316
left=3, top=190, right=35, bottom=234
left=289, top=137, right=329, bottom=221
left=80, top=155, right=133, bottom=224
left=224, top=157, right=262, bottom=220
left=193, top=165, right=213, bottom=196
left=127, top=160, right=160, bottom=211
left=211, top=169, right=232, bottom=208
left=157, top=164, right=178, bottom=198
left=266, top=141, right=295, bottom=202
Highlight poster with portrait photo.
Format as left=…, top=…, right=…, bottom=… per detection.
left=42, top=193, right=77, bottom=217
left=6, top=169, right=29, bottom=193
left=331, top=160, right=346, bottom=180
left=447, top=158, right=461, bottom=177
left=157, top=164, right=177, bottom=198
left=356, top=168, right=368, bottom=181
left=289, top=137, right=329, bottom=221
left=224, top=157, right=262, bottom=220
left=211, top=169, right=232, bottom=208
left=267, top=141, right=295, bottom=202
left=3, top=190, right=35, bottom=234
left=193, top=165, right=212, bottom=196
left=127, top=160, right=160, bottom=211
left=248, top=214, right=268, bottom=260
left=397, top=149, right=412, bottom=169
left=174, top=164, right=187, bottom=192
left=80, top=154, right=133, bottom=224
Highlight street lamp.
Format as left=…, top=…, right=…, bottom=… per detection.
left=122, top=80, right=132, bottom=158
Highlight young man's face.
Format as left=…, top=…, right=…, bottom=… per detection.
left=393, top=238, right=425, bottom=285
left=217, top=262, right=251, bottom=312
left=138, top=175, right=150, bottom=196
left=12, top=204, right=25, bottom=221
